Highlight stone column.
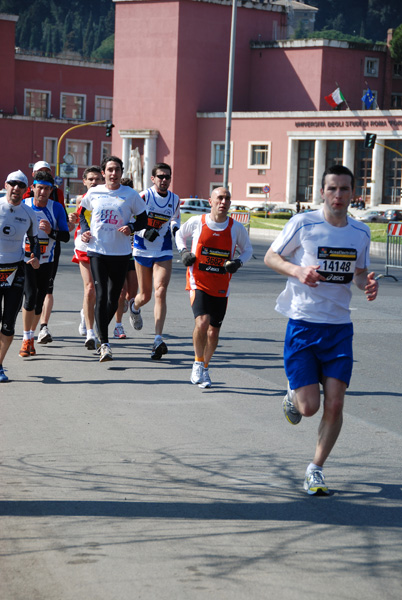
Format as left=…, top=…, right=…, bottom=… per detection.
left=313, top=139, right=326, bottom=204
left=286, top=138, right=298, bottom=204
left=122, top=137, right=131, bottom=176
left=143, top=135, right=157, bottom=189
left=343, top=139, right=355, bottom=173
left=371, top=141, right=384, bottom=207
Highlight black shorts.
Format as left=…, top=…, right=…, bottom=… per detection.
left=190, top=289, right=228, bottom=328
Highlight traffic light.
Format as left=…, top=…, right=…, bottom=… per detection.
left=364, top=133, right=377, bottom=149
left=105, top=120, right=114, bottom=137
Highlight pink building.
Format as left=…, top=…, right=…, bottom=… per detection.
left=0, top=14, right=114, bottom=198
left=113, top=0, right=402, bottom=206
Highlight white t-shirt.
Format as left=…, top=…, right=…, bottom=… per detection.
left=270, top=209, right=371, bottom=324
left=81, top=184, right=145, bottom=256
left=133, top=187, right=180, bottom=258
left=0, top=199, right=38, bottom=264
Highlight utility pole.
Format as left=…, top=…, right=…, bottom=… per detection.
left=223, top=0, right=238, bottom=189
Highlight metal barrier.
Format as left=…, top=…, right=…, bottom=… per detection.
left=378, top=221, right=402, bottom=281
left=229, top=209, right=251, bottom=234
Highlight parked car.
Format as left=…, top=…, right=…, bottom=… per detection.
left=268, top=207, right=296, bottom=219
left=355, top=209, right=387, bottom=223
left=383, top=209, right=402, bottom=222
left=0, top=188, right=6, bottom=199
left=230, top=204, right=249, bottom=212
left=180, top=199, right=210, bottom=213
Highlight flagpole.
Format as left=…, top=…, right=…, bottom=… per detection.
left=335, top=81, right=350, bottom=110
left=223, top=0, right=238, bottom=189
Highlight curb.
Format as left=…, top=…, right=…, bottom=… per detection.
left=249, top=227, right=386, bottom=258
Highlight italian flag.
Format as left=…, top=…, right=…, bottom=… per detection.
left=324, top=88, right=345, bottom=108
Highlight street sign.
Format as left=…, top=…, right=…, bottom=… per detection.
left=54, top=176, right=63, bottom=186
left=63, top=153, right=74, bottom=165
left=60, top=164, right=78, bottom=178
left=263, top=185, right=270, bottom=193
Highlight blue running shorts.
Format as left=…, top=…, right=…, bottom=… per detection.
left=284, top=319, right=354, bottom=390
left=134, top=255, right=172, bottom=268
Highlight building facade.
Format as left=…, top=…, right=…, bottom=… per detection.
left=112, top=0, right=402, bottom=206
left=0, top=14, right=114, bottom=198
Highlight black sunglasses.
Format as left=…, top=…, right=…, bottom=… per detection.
left=155, top=174, right=171, bottom=180
left=7, top=180, right=26, bottom=189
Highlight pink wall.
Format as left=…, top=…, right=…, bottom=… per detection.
left=113, top=0, right=285, bottom=196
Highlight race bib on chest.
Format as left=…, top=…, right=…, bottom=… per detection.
left=199, top=245, right=230, bottom=274
left=316, top=247, right=357, bottom=283
left=147, top=211, right=170, bottom=230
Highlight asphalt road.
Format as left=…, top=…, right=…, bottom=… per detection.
left=1, top=235, right=402, bottom=600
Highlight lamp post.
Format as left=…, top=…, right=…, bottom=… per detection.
left=223, top=0, right=238, bottom=189
left=56, top=120, right=107, bottom=176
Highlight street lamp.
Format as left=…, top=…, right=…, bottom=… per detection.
left=56, top=119, right=110, bottom=176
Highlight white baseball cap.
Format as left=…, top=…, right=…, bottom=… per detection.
left=33, top=160, right=51, bottom=172
left=6, top=170, right=28, bottom=187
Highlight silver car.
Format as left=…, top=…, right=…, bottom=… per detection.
left=180, top=199, right=210, bottom=214
left=355, top=209, right=386, bottom=223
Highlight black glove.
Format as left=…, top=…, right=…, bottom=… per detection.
left=224, top=259, right=242, bottom=274
left=172, top=226, right=179, bottom=238
left=144, top=227, right=159, bottom=242
left=180, top=249, right=196, bottom=267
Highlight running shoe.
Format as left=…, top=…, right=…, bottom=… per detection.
left=199, top=367, right=212, bottom=388
left=0, top=367, right=9, bottom=383
left=114, top=324, right=127, bottom=339
left=304, top=468, right=329, bottom=496
left=129, top=301, right=143, bottom=331
left=30, top=339, right=36, bottom=356
left=99, top=343, right=113, bottom=362
left=19, top=339, right=31, bottom=358
left=38, top=325, right=53, bottom=344
left=151, top=339, right=168, bottom=360
left=79, top=309, right=87, bottom=337
left=191, top=361, right=204, bottom=385
left=85, top=336, right=97, bottom=350
left=282, top=382, right=302, bottom=425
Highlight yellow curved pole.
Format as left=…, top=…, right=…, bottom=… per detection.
left=56, top=120, right=107, bottom=176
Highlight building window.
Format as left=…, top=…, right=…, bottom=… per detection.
left=361, top=88, right=377, bottom=110
left=297, top=140, right=314, bottom=203
left=43, top=138, right=57, bottom=166
left=95, top=96, right=113, bottom=121
left=209, top=182, right=232, bottom=195
left=101, top=142, right=112, bottom=161
left=66, top=139, right=92, bottom=166
left=364, top=57, right=379, bottom=77
left=61, top=93, right=86, bottom=120
left=393, top=63, right=402, bottom=78
left=247, top=184, right=269, bottom=198
left=326, top=140, right=343, bottom=169
left=391, top=94, right=402, bottom=109
left=24, top=89, right=50, bottom=118
left=211, top=142, right=232, bottom=168
left=248, top=142, right=271, bottom=169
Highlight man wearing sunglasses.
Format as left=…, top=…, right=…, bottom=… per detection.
left=0, top=171, right=40, bottom=382
left=130, top=163, right=181, bottom=360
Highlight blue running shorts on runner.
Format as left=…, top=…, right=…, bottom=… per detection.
left=134, top=255, right=172, bottom=268
left=284, top=319, right=354, bottom=390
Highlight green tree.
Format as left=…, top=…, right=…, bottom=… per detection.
left=91, top=34, right=114, bottom=62
left=390, top=24, right=402, bottom=63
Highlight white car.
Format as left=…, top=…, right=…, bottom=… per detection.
left=355, top=209, right=386, bottom=223
left=180, top=199, right=210, bottom=213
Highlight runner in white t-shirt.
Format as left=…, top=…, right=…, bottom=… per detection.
left=264, top=165, right=378, bottom=496
left=79, top=156, right=147, bottom=362
left=130, top=163, right=181, bottom=360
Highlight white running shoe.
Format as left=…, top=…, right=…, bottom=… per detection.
left=199, top=367, right=212, bottom=388
left=99, top=343, right=113, bottom=362
left=79, top=309, right=87, bottom=337
left=38, top=325, right=52, bottom=344
left=114, top=324, right=127, bottom=339
left=304, top=468, right=329, bottom=496
left=191, top=361, right=204, bottom=385
left=129, top=301, right=143, bottom=331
